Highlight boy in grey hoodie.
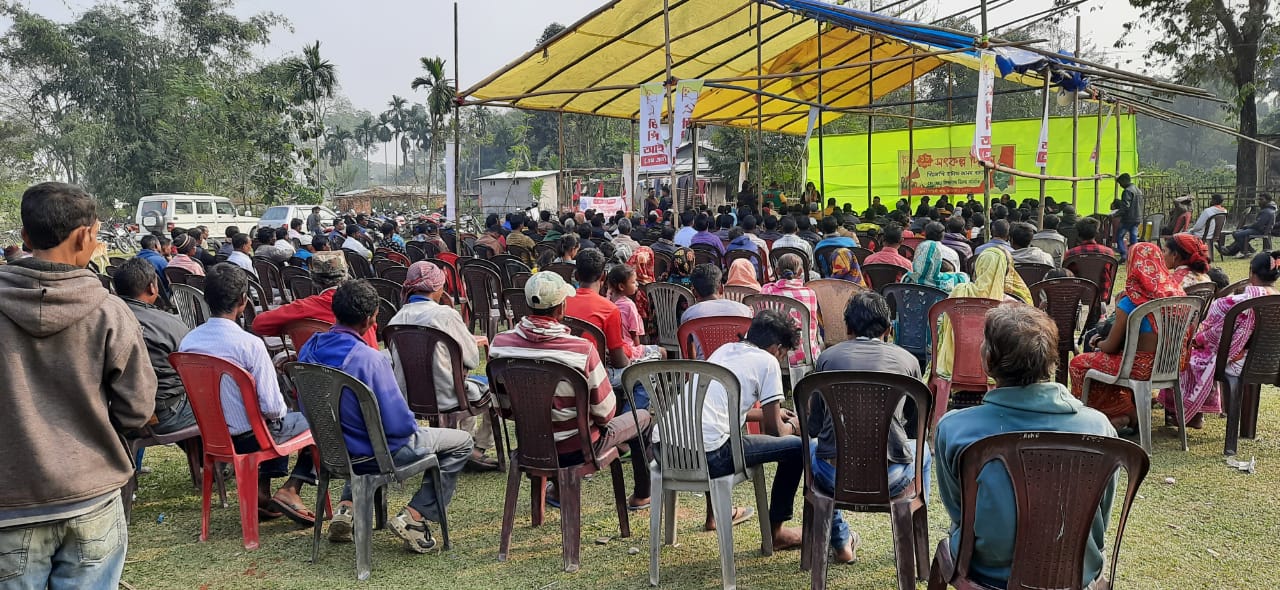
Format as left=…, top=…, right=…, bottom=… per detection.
left=0, top=182, right=156, bottom=589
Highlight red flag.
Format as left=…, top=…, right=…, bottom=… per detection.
left=595, top=182, right=605, bottom=198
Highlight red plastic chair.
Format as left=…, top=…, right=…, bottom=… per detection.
left=927, top=298, right=1000, bottom=428
left=170, top=352, right=320, bottom=550
left=677, top=316, right=751, bottom=360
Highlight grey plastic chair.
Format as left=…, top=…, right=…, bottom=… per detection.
left=642, top=282, right=695, bottom=356
left=170, top=283, right=211, bottom=330
left=1080, top=296, right=1201, bottom=453
left=283, top=362, right=449, bottom=581
left=621, top=361, right=771, bottom=590
left=744, top=293, right=819, bottom=381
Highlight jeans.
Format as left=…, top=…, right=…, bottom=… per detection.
left=152, top=397, right=196, bottom=435
left=231, top=411, right=316, bottom=484
left=0, top=495, right=127, bottom=590
left=1115, top=223, right=1139, bottom=259
left=1225, top=228, right=1263, bottom=255
left=810, top=441, right=932, bottom=550
left=707, top=434, right=803, bottom=525
left=343, top=427, right=473, bottom=523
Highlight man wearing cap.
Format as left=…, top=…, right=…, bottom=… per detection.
left=387, top=262, right=500, bottom=470
left=489, top=272, right=651, bottom=510
left=251, top=252, right=378, bottom=349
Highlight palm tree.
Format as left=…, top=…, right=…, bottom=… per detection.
left=283, top=41, right=338, bottom=190
left=354, top=116, right=378, bottom=187
left=376, top=112, right=393, bottom=183
left=406, top=104, right=430, bottom=184
left=386, top=95, right=409, bottom=184
left=323, top=127, right=353, bottom=167
left=411, top=56, right=455, bottom=194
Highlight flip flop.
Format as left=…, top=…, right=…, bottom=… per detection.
left=627, top=497, right=651, bottom=512
left=270, top=497, right=316, bottom=526
left=704, top=506, right=754, bottom=531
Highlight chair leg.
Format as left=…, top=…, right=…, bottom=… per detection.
left=1171, top=381, right=1190, bottom=452
left=200, top=455, right=214, bottom=542
left=1242, top=383, right=1261, bottom=439
left=800, top=499, right=813, bottom=571
left=430, top=466, right=452, bottom=550
left=498, top=462, right=522, bottom=562
left=709, top=478, right=738, bottom=590
left=373, top=486, right=387, bottom=531
left=662, top=490, right=677, bottom=546
left=609, top=460, right=631, bottom=538
left=890, top=502, right=917, bottom=590
left=1224, top=380, right=1243, bottom=456
left=1133, top=382, right=1153, bottom=454
left=232, top=456, right=261, bottom=551
left=311, top=473, right=329, bottom=565
left=912, top=504, right=930, bottom=581
left=748, top=465, right=773, bottom=556
left=807, top=499, right=834, bottom=590
left=181, top=438, right=203, bottom=489
left=559, top=468, right=583, bottom=573
left=215, top=461, right=228, bottom=508
left=488, top=406, right=507, bottom=473
left=351, top=477, right=375, bottom=581
left=649, top=469, right=663, bottom=587
left=530, top=475, right=547, bottom=528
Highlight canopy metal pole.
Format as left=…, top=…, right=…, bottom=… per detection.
left=1071, top=15, right=1080, bottom=208
left=1038, top=68, right=1050, bottom=228
left=558, top=111, right=566, bottom=210
left=453, top=2, right=461, bottom=219
left=692, top=125, right=700, bottom=206
left=817, top=17, right=826, bottom=205
left=630, top=119, right=637, bottom=210
left=663, top=0, right=677, bottom=211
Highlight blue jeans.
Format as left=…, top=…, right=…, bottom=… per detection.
left=707, top=434, right=803, bottom=525
left=1226, top=228, right=1263, bottom=255
left=1115, top=223, right=1139, bottom=259
left=810, top=441, right=932, bottom=551
left=0, top=495, right=127, bottom=590
left=342, top=427, right=473, bottom=523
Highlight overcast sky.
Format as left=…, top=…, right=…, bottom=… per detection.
left=8, top=0, right=1154, bottom=115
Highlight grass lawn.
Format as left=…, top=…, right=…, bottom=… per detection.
left=121, top=256, right=1280, bottom=589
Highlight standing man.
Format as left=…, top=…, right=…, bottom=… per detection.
left=0, top=182, right=156, bottom=588
left=307, top=206, right=323, bottom=236
left=1113, top=173, right=1144, bottom=261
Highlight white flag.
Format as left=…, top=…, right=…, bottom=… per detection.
left=1035, top=94, right=1051, bottom=169
left=672, top=79, right=704, bottom=154
left=1089, top=104, right=1115, bottom=163
left=638, top=82, right=670, bottom=172
left=970, top=51, right=997, bottom=163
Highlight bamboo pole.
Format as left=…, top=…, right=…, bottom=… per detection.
left=690, top=103, right=957, bottom=125
left=558, top=111, right=566, bottom=210
left=981, top=161, right=1114, bottom=182
left=1038, top=68, right=1050, bottom=229
left=630, top=119, right=637, bottom=210
left=907, top=46, right=916, bottom=202
left=980, top=0, right=990, bottom=234
left=663, top=0, right=678, bottom=211
left=817, top=18, right=826, bottom=204
left=1114, top=74, right=1122, bottom=207
left=1071, top=15, right=1080, bottom=208
left=755, top=1, right=763, bottom=197
left=453, top=2, right=461, bottom=219
left=692, top=125, right=699, bottom=206
left=866, top=3, right=875, bottom=212
left=1093, top=101, right=1104, bottom=214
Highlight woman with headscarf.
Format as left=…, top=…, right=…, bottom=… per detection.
left=933, top=248, right=1032, bottom=377
left=904, top=241, right=969, bottom=293
left=1158, top=251, right=1280, bottom=429
left=1163, top=233, right=1211, bottom=288
left=761, top=253, right=823, bottom=367
left=725, top=258, right=763, bottom=293
left=1069, top=242, right=1185, bottom=429
left=665, top=247, right=696, bottom=288
left=829, top=248, right=866, bottom=288
left=627, top=246, right=657, bottom=338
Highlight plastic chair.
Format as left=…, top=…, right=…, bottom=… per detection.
left=545, top=262, right=577, bottom=284
left=620, top=360, right=771, bottom=589
left=806, top=278, right=866, bottom=346
left=170, top=283, right=211, bottom=330
left=899, top=243, right=916, bottom=260
left=472, top=244, right=495, bottom=260
left=253, top=257, right=290, bottom=305
left=366, top=277, right=404, bottom=309
left=653, top=250, right=674, bottom=281
left=510, top=271, right=532, bottom=289
left=343, top=249, right=374, bottom=279
left=168, top=352, right=318, bottom=550
left=461, top=263, right=504, bottom=342
left=284, top=363, right=450, bottom=581
left=533, top=242, right=556, bottom=263
left=282, top=318, right=332, bottom=359
left=380, top=250, right=411, bottom=267
left=1183, top=281, right=1217, bottom=318
left=677, top=316, right=752, bottom=360
left=927, top=432, right=1150, bottom=590
left=406, top=241, right=429, bottom=263
left=849, top=246, right=874, bottom=266
left=642, top=282, right=695, bottom=356
left=1080, top=296, right=1201, bottom=453
left=372, top=258, right=403, bottom=278
left=164, top=266, right=194, bottom=287
left=724, top=249, right=766, bottom=282
left=562, top=316, right=610, bottom=367
left=1029, top=278, right=1098, bottom=385
left=745, top=293, right=818, bottom=381
left=288, top=276, right=317, bottom=300
left=794, top=371, right=934, bottom=590
left=813, top=245, right=840, bottom=277
left=863, top=263, right=908, bottom=293
left=1142, top=213, right=1165, bottom=242
left=927, top=298, right=1000, bottom=428
left=1214, top=295, right=1280, bottom=456
left=280, top=266, right=311, bottom=299
left=503, top=288, right=532, bottom=326
left=691, top=244, right=723, bottom=268
left=1063, top=253, right=1118, bottom=328
left=381, top=265, right=408, bottom=285
left=1217, top=278, right=1249, bottom=299
left=384, top=324, right=507, bottom=470
left=121, top=424, right=207, bottom=520
left=769, top=246, right=811, bottom=279
left=1013, top=262, right=1054, bottom=287
left=1202, top=212, right=1228, bottom=262
left=488, top=358, right=631, bottom=573
left=723, top=285, right=759, bottom=303
left=882, top=283, right=948, bottom=370
left=507, top=244, right=534, bottom=267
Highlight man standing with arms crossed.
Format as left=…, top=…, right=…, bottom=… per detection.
left=0, top=182, right=156, bottom=588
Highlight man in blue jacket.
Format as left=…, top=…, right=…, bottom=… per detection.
left=136, top=233, right=171, bottom=298
left=1218, top=193, right=1277, bottom=258
left=298, top=280, right=473, bottom=553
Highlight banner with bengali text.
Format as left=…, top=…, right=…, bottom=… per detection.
left=899, top=145, right=1018, bottom=196
left=639, top=82, right=670, bottom=172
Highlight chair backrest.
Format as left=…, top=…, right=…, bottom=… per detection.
left=284, top=362, right=398, bottom=478
left=487, top=357, right=601, bottom=471
left=384, top=324, right=466, bottom=417
left=282, top=318, right=332, bottom=355
left=252, top=257, right=289, bottom=303
left=1013, top=262, right=1055, bottom=287
left=545, top=262, right=577, bottom=284
left=244, top=276, right=271, bottom=319
left=898, top=243, right=915, bottom=260
left=902, top=236, right=925, bottom=251
left=563, top=316, right=609, bottom=366
left=1060, top=224, right=1079, bottom=248
left=170, top=283, right=211, bottom=330
left=533, top=242, right=556, bottom=262
left=366, top=277, right=404, bottom=308
left=406, top=241, right=429, bottom=263
left=848, top=246, right=873, bottom=266
left=343, top=249, right=373, bottom=279
left=1182, top=281, right=1217, bottom=317
left=620, top=360, right=743, bottom=483
left=288, top=276, right=317, bottom=300
left=642, top=282, right=695, bottom=350
left=1143, top=213, right=1165, bottom=239
left=280, top=266, right=311, bottom=296
left=724, top=249, right=765, bottom=282
left=951, top=432, right=1149, bottom=590
left=169, top=352, right=281, bottom=459
left=376, top=298, right=396, bottom=344
left=507, top=244, right=534, bottom=267
left=497, top=256, right=531, bottom=289
left=722, top=285, right=758, bottom=304
left=426, top=257, right=461, bottom=300
left=769, top=246, right=811, bottom=279
left=1028, top=278, right=1098, bottom=353
left=813, top=245, right=840, bottom=277
left=472, top=243, right=495, bottom=260
left=928, top=297, right=1001, bottom=389
left=98, top=273, right=114, bottom=294
left=380, top=264, right=408, bottom=285
left=511, top=271, right=532, bottom=289
left=1062, top=253, right=1118, bottom=304
left=461, top=263, right=503, bottom=321
left=1114, top=296, right=1201, bottom=387
left=503, top=288, right=532, bottom=325
left=806, top=278, right=864, bottom=346
left=744, top=293, right=816, bottom=365
left=1203, top=212, right=1228, bottom=244
left=1216, top=295, right=1280, bottom=387
left=862, top=263, right=907, bottom=292
left=164, top=266, right=194, bottom=287
left=677, top=315, right=751, bottom=360
left=792, top=371, right=933, bottom=507
left=690, top=244, right=723, bottom=268
left=1217, top=278, right=1249, bottom=299
left=881, top=282, right=947, bottom=359
left=372, top=258, right=403, bottom=277
left=187, top=274, right=206, bottom=291
left=383, top=250, right=411, bottom=266
left=109, top=256, right=129, bottom=267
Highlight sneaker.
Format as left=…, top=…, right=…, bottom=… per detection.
left=389, top=508, right=436, bottom=553
left=328, top=503, right=353, bottom=543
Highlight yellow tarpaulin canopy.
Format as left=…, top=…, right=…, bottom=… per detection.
left=461, top=0, right=1002, bottom=135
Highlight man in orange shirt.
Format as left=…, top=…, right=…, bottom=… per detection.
left=563, top=249, right=630, bottom=371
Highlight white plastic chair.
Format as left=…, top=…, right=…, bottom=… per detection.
left=744, top=293, right=819, bottom=382
left=1081, top=296, right=1201, bottom=453
left=170, top=283, right=211, bottom=330
left=622, top=361, right=772, bottom=590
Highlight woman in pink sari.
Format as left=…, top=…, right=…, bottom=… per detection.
left=1159, top=251, right=1280, bottom=428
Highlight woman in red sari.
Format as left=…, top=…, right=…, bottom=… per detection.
left=627, top=246, right=657, bottom=340
left=1069, top=242, right=1185, bottom=429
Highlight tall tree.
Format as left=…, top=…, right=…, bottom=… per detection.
left=283, top=40, right=337, bottom=190
left=376, top=111, right=394, bottom=183
left=354, top=116, right=378, bottom=187
left=1119, top=0, right=1275, bottom=193
left=386, top=94, right=408, bottom=184
left=411, top=56, right=455, bottom=193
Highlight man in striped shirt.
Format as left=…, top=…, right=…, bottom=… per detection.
left=489, top=272, right=651, bottom=509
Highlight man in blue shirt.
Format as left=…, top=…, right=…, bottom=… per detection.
left=136, top=233, right=171, bottom=298
left=298, top=280, right=472, bottom=553
left=813, top=216, right=859, bottom=274
left=973, top=219, right=1014, bottom=257
left=688, top=214, right=725, bottom=255
left=934, top=303, right=1117, bottom=588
